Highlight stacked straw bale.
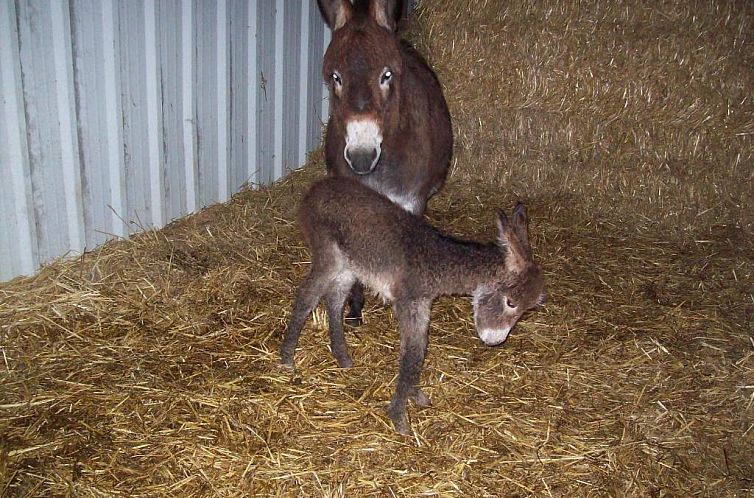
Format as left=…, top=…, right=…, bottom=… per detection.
left=410, top=0, right=753, bottom=233
left=2, top=1, right=752, bottom=496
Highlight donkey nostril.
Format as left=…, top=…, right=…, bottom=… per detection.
left=345, top=148, right=379, bottom=175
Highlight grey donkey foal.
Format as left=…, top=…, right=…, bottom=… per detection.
left=280, top=178, right=545, bottom=435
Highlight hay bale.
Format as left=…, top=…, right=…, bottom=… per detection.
left=2, top=1, right=753, bottom=496
left=411, top=0, right=754, bottom=233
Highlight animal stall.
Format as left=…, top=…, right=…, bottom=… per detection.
left=1, top=0, right=752, bottom=495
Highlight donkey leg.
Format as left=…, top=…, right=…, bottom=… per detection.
left=345, top=280, right=365, bottom=326
left=387, top=298, right=431, bottom=435
left=324, top=273, right=356, bottom=368
left=280, top=270, right=329, bottom=367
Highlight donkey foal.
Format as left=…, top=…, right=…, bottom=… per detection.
left=280, top=178, right=545, bottom=435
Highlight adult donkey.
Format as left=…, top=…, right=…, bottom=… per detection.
left=318, top=0, right=453, bottom=323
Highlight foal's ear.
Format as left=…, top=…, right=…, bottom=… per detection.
left=370, top=0, right=400, bottom=31
left=511, top=202, right=532, bottom=255
left=318, top=0, right=353, bottom=31
left=496, top=209, right=511, bottom=247
left=497, top=207, right=527, bottom=272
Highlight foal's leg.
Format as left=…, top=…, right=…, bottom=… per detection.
left=345, top=280, right=365, bottom=326
left=387, top=298, right=432, bottom=435
left=324, top=273, right=356, bottom=368
left=280, top=269, right=330, bottom=367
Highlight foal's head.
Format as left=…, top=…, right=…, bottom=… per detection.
left=472, top=204, right=546, bottom=346
left=319, top=0, right=404, bottom=175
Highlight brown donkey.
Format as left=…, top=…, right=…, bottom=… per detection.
left=318, top=0, right=453, bottom=323
left=281, top=178, right=545, bottom=435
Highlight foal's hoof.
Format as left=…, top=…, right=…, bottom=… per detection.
left=391, top=416, right=412, bottom=436
left=412, top=389, right=431, bottom=408
left=387, top=406, right=412, bottom=436
left=336, top=356, right=354, bottom=368
left=279, top=346, right=295, bottom=366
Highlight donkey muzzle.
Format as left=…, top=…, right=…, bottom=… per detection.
left=344, top=119, right=382, bottom=175
left=478, top=327, right=511, bottom=347
left=345, top=147, right=381, bottom=175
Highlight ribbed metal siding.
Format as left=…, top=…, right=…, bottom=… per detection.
left=0, top=0, right=330, bottom=281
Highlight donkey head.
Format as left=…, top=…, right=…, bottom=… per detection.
left=319, top=0, right=403, bottom=175
left=472, top=203, right=545, bottom=346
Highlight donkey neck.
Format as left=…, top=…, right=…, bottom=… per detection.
left=422, top=234, right=506, bottom=297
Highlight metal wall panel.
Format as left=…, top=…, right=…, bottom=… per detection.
left=281, top=1, right=301, bottom=176
left=307, top=5, right=328, bottom=156
left=72, top=0, right=113, bottom=246
left=195, top=0, right=220, bottom=207
left=255, top=1, right=276, bottom=186
left=0, top=0, right=331, bottom=281
left=17, top=0, right=85, bottom=264
left=0, top=0, right=37, bottom=277
left=119, top=1, right=157, bottom=230
left=229, top=0, right=250, bottom=194
left=158, top=0, right=188, bottom=224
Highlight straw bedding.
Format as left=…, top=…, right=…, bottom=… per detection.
left=2, top=1, right=752, bottom=496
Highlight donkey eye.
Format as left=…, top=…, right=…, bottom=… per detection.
left=331, top=71, right=342, bottom=85
left=380, top=69, right=393, bottom=85
left=506, top=298, right=517, bottom=309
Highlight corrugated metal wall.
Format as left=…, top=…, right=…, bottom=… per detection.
left=0, top=0, right=331, bottom=282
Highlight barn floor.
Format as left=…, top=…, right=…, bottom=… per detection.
left=2, top=1, right=753, bottom=496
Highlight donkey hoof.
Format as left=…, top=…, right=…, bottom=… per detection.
left=391, top=416, right=412, bottom=436
left=412, top=389, right=431, bottom=408
left=387, top=406, right=411, bottom=436
left=336, top=356, right=354, bottom=368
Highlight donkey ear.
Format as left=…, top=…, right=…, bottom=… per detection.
left=318, top=0, right=353, bottom=31
left=496, top=209, right=511, bottom=247
left=512, top=202, right=527, bottom=226
left=497, top=207, right=527, bottom=272
left=511, top=202, right=532, bottom=254
left=370, top=0, right=400, bottom=31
